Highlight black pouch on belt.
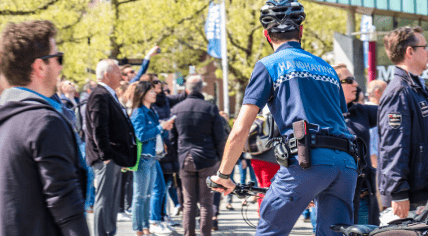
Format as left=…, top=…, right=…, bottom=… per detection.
left=293, top=120, right=311, bottom=169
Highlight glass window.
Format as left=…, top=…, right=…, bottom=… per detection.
left=374, top=15, right=393, bottom=66
left=396, top=17, right=419, bottom=28
left=374, top=15, right=393, bottom=32
left=421, top=21, right=428, bottom=31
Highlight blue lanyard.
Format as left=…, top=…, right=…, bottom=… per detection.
left=15, top=87, right=63, bottom=113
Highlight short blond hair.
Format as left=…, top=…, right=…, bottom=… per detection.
left=332, top=63, right=349, bottom=79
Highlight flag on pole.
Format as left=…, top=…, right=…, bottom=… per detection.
left=360, top=15, right=373, bottom=69
left=205, top=2, right=222, bottom=59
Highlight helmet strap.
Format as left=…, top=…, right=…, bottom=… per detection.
left=263, top=29, right=274, bottom=50
left=299, top=25, right=304, bottom=44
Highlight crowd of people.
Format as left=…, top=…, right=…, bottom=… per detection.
left=1, top=0, right=428, bottom=236
left=0, top=19, right=255, bottom=236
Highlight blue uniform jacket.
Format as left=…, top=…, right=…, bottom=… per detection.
left=378, top=66, right=428, bottom=204
left=130, top=105, right=167, bottom=159
left=243, top=42, right=353, bottom=141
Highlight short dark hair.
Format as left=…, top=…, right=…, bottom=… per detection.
left=384, top=26, right=423, bottom=64
left=268, top=30, right=300, bottom=43
left=120, top=64, right=132, bottom=75
left=0, top=20, right=57, bottom=86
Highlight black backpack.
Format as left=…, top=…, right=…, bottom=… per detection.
left=243, top=113, right=280, bottom=155
left=369, top=220, right=428, bottom=236
left=369, top=203, right=428, bottom=236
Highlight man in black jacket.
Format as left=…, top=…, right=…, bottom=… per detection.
left=0, top=20, right=89, bottom=236
left=378, top=26, right=428, bottom=219
left=85, top=59, right=137, bottom=236
left=170, top=75, right=225, bottom=236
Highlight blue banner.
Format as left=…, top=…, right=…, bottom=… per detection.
left=205, top=2, right=222, bottom=59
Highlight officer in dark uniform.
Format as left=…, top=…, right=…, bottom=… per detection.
left=209, top=1, right=359, bottom=235
left=378, top=26, right=428, bottom=219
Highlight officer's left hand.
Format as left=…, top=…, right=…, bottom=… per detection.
left=210, top=175, right=236, bottom=196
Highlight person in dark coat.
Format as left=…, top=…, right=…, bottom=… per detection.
left=333, top=64, right=380, bottom=226
left=170, top=75, right=225, bottom=236
left=85, top=59, right=137, bottom=236
left=0, top=20, right=89, bottom=236
left=378, top=26, right=428, bottom=219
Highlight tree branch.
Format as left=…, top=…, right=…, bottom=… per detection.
left=228, top=63, right=247, bottom=84
left=117, top=0, right=139, bottom=6
left=0, top=0, right=60, bottom=15
left=57, top=35, right=90, bottom=45
left=177, top=40, right=207, bottom=54
left=60, top=11, right=85, bottom=30
left=305, top=28, right=329, bottom=51
left=226, top=30, right=249, bottom=54
left=154, top=3, right=210, bottom=45
left=245, top=9, right=257, bottom=59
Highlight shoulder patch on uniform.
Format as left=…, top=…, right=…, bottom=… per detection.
left=418, top=101, right=428, bottom=117
left=388, top=113, right=402, bottom=129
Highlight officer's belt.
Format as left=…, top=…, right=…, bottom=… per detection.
left=286, top=134, right=358, bottom=157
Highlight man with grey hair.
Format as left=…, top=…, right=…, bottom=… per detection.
left=170, top=75, right=225, bottom=236
left=85, top=59, right=137, bottom=236
left=367, top=80, right=387, bottom=106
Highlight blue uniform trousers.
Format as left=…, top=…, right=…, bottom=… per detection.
left=256, top=148, right=358, bottom=236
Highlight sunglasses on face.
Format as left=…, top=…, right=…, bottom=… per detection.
left=127, top=70, right=135, bottom=75
left=411, top=45, right=428, bottom=50
left=340, top=77, right=356, bottom=84
left=38, top=52, right=64, bottom=65
left=152, top=80, right=161, bottom=85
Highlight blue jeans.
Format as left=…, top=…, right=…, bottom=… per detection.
left=256, top=148, right=358, bottom=236
left=358, top=196, right=369, bottom=224
left=238, top=159, right=258, bottom=186
left=226, top=167, right=236, bottom=204
left=163, top=175, right=180, bottom=213
left=302, top=208, right=310, bottom=219
left=310, top=207, right=317, bottom=234
left=150, top=161, right=166, bottom=223
left=79, top=142, right=95, bottom=210
left=132, top=158, right=157, bottom=231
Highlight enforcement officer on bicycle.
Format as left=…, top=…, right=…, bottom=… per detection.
left=210, top=1, right=360, bottom=235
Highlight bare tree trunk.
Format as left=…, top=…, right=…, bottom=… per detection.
left=110, top=0, right=120, bottom=59
left=234, top=82, right=245, bottom=118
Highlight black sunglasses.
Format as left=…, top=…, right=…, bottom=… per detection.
left=340, top=77, right=356, bottom=84
left=152, top=80, right=161, bottom=85
left=38, top=52, right=64, bottom=65
left=411, top=45, right=428, bottom=50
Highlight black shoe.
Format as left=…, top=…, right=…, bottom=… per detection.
left=212, top=219, right=218, bottom=231
left=226, top=204, right=234, bottom=211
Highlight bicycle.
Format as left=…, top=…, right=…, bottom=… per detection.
left=207, top=177, right=428, bottom=236
left=206, top=177, right=268, bottom=228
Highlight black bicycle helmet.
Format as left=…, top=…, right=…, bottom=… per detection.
left=260, top=0, right=306, bottom=33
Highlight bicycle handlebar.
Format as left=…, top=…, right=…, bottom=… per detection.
left=206, top=177, right=268, bottom=198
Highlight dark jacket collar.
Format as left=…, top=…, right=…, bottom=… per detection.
left=188, top=92, right=204, bottom=100
left=394, top=66, right=424, bottom=90
left=275, top=41, right=302, bottom=53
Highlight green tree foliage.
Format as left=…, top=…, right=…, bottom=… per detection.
left=0, top=0, right=349, bottom=100
left=0, top=0, right=103, bottom=87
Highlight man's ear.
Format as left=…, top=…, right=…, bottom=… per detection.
left=405, top=46, right=414, bottom=58
left=32, top=59, right=47, bottom=80
left=185, top=88, right=189, bottom=94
